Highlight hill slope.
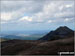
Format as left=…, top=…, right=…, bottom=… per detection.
left=1, top=37, right=74, bottom=55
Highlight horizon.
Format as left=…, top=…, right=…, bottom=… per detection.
left=0, top=26, right=74, bottom=34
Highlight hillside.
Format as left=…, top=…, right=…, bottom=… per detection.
left=1, top=37, right=74, bottom=55
left=1, top=26, right=74, bottom=55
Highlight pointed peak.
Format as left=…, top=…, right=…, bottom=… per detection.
left=56, top=26, right=69, bottom=29
left=55, top=26, right=73, bottom=32
left=58, top=26, right=69, bottom=28
left=39, top=26, right=74, bottom=40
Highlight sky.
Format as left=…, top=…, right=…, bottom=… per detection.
left=0, top=0, right=75, bottom=31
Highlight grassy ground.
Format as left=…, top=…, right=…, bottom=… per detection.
left=1, top=37, right=74, bottom=55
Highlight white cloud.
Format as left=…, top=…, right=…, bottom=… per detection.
left=59, top=3, right=73, bottom=11
left=64, top=18, right=74, bottom=22
left=65, top=4, right=73, bottom=8
left=64, top=18, right=69, bottom=21
left=19, top=16, right=32, bottom=22
left=1, top=12, right=12, bottom=21
left=47, top=20, right=53, bottom=23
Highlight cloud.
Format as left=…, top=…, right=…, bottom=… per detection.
left=64, top=18, right=69, bottom=21
left=64, top=18, right=74, bottom=22
left=1, top=1, right=44, bottom=13
left=65, top=4, right=73, bottom=8
left=18, top=16, right=32, bottom=22
left=59, top=5, right=64, bottom=11
left=1, top=0, right=46, bottom=24
left=1, top=1, right=33, bottom=12
left=1, top=12, right=12, bottom=21
left=47, top=20, right=53, bottom=23
left=55, top=11, right=74, bottom=18
left=1, top=0, right=74, bottom=31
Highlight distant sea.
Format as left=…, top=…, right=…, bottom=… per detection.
left=0, top=30, right=50, bottom=40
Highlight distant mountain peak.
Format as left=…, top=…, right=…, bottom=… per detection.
left=56, top=26, right=71, bottom=30
left=39, top=26, right=74, bottom=40
left=55, top=26, right=73, bottom=33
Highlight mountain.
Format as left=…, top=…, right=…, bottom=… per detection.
left=39, top=26, right=74, bottom=40
left=0, top=34, right=44, bottom=40
left=1, top=35, right=25, bottom=40
left=1, top=26, right=74, bottom=55
left=0, top=30, right=48, bottom=40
